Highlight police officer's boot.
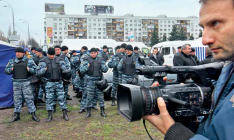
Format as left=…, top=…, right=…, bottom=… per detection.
left=31, top=112, right=40, bottom=122
left=9, top=112, right=20, bottom=123
left=79, top=109, right=86, bottom=114
left=100, top=107, right=106, bottom=117
left=52, top=105, right=56, bottom=114
left=85, top=107, right=91, bottom=118
left=46, top=110, right=53, bottom=123
left=63, top=109, right=69, bottom=121
left=111, top=98, right=116, bottom=106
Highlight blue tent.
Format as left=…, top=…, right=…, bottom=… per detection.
left=0, top=41, right=17, bottom=108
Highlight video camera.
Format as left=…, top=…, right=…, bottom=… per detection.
left=117, top=61, right=224, bottom=122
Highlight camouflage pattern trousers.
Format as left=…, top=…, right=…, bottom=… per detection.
left=45, top=81, right=67, bottom=111
left=86, top=78, right=105, bottom=108
left=13, top=81, right=36, bottom=113
left=111, top=71, right=119, bottom=99
left=80, top=77, right=87, bottom=110
left=71, top=68, right=77, bottom=86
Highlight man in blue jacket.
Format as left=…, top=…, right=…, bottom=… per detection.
left=143, top=0, right=234, bottom=140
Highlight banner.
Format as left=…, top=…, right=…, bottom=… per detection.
left=47, top=27, right=53, bottom=38
left=45, top=3, right=64, bottom=12
left=128, top=31, right=134, bottom=42
left=84, top=5, right=114, bottom=14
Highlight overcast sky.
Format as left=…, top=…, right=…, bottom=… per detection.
left=0, top=0, right=201, bottom=45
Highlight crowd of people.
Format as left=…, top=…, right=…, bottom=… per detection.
left=4, top=43, right=150, bottom=123
left=4, top=40, right=220, bottom=124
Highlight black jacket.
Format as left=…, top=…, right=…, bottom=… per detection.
left=199, top=55, right=222, bottom=65
left=149, top=52, right=164, bottom=65
left=173, top=51, right=197, bottom=83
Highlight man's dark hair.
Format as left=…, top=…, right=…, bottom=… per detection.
left=154, top=47, right=158, bottom=51
left=82, top=46, right=88, bottom=51
left=199, top=0, right=234, bottom=5
left=54, top=45, right=61, bottom=50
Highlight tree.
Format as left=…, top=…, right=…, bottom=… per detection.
left=189, top=34, right=195, bottom=40
left=0, top=30, right=8, bottom=42
left=150, top=27, right=159, bottom=47
left=27, top=38, right=39, bottom=48
left=168, top=25, right=179, bottom=41
left=199, top=29, right=203, bottom=37
left=178, top=26, right=187, bottom=41
left=19, top=40, right=26, bottom=47
left=162, top=34, right=167, bottom=42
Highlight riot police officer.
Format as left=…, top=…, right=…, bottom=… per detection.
left=80, top=48, right=108, bottom=118
left=108, top=46, right=121, bottom=106
left=37, top=48, right=70, bottom=122
left=78, top=46, right=90, bottom=114
left=4, top=47, right=40, bottom=123
left=117, top=45, right=141, bottom=84
left=102, top=45, right=109, bottom=61
left=118, top=43, right=126, bottom=84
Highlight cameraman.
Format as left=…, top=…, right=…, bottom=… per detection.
left=144, top=0, right=234, bottom=140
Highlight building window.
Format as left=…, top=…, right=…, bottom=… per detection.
left=168, top=25, right=171, bottom=27
left=54, top=36, right=57, bottom=39
left=54, top=23, right=57, bottom=27
left=53, top=18, right=57, bottom=21
left=164, top=25, right=167, bottom=27
left=139, top=28, right=141, bottom=31
left=134, top=24, right=137, bottom=27
left=59, top=18, right=62, bottom=21
left=94, top=36, right=97, bottom=39
left=59, top=23, right=62, bottom=26
left=130, top=20, right=132, bottom=22
left=126, top=24, right=128, bottom=26
left=98, top=36, right=101, bottom=39
left=98, top=19, right=101, bottom=22
left=130, top=24, right=132, bottom=27
left=103, top=24, right=106, bottom=26
left=103, top=19, right=106, bottom=22
left=93, top=19, right=96, bottom=21
left=98, top=28, right=101, bottom=31
left=89, top=19, right=91, bottom=22
left=59, top=27, right=62, bottom=30
left=103, top=36, right=106, bottom=39
left=55, top=32, right=57, bottom=34
left=134, top=20, right=137, bottom=23
left=54, top=41, right=57, bottom=44
left=138, top=24, right=141, bottom=26
left=59, top=36, right=62, bottom=39
left=54, top=28, right=57, bottom=30
left=103, top=28, right=106, bottom=30
left=59, top=32, right=62, bottom=34
left=160, top=29, right=162, bottom=31
left=89, top=36, right=92, bottom=39
left=93, top=23, right=96, bottom=26
left=164, top=29, right=167, bottom=31
left=98, top=32, right=101, bottom=35
left=93, top=28, right=96, bottom=31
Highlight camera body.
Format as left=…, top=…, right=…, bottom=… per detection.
left=117, top=60, right=224, bottom=122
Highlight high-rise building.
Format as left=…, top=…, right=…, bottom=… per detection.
left=44, top=13, right=201, bottom=47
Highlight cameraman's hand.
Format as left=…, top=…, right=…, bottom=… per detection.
left=142, top=97, right=175, bottom=134
left=151, top=77, right=167, bottom=87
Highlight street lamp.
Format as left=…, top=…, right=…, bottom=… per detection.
left=19, top=19, right=31, bottom=45
left=1, top=0, right=16, bottom=35
left=35, top=33, right=41, bottom=46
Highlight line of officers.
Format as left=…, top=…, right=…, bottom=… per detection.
left=4, top=43, right=145, bottom=123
